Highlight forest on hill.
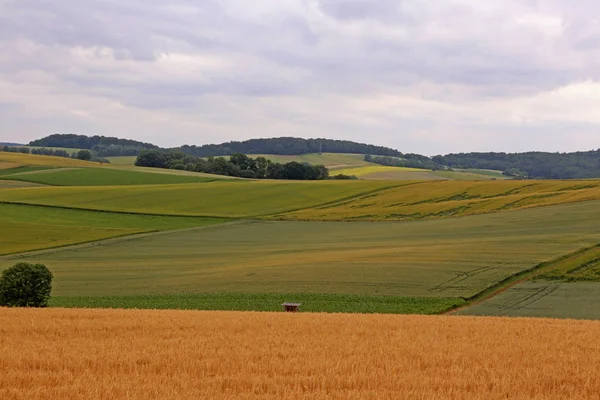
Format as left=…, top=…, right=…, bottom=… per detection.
left=21, top=134, right=600, bottom=179
left=433, top=150, right=600, bottom=179
left=29, top=134, right=158, bottom=157
left=179, top=137, right=401, bottom=157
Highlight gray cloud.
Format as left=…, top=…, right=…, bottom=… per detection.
left=0, top=0, right=599, bottom=153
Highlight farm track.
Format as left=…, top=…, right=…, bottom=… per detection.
left=445, top=244, right=600, bottom=315
left=0, top=220, right=249, bottom=260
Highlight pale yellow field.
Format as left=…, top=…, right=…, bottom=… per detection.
left=282, top=180, right=600, bottom=220
left=2, top=308, right=600, bottom=400
left=0, top=152, right=100, bottom=167
left=0, top=161, right=21, bottom=170
left=334, top=165, right=425, bottom=177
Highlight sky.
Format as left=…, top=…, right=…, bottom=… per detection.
left=1, top=0, right=599, bottom=155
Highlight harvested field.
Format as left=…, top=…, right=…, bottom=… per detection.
left=0, top=161, right=21, bottom=170
left=2, top=308, right=600, bottom=400
left=0, top=152, right=100, bottom=167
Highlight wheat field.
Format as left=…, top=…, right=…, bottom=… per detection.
left=2, top=308, right=600, bottom=400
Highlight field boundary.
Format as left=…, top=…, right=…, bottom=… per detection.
left=0, top=220, right=246, bottom=260
left=444, top=243, right=600, bottom=315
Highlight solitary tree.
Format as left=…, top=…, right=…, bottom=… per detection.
left=76, top=149, right=92, bottom=161
left=0, top=263, right=53, bottom=307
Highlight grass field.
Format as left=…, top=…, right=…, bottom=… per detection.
left=459, top=281, right=600, bottom=319
left=0, top=165, right=54, bottom=176
left=281, top=180, right=600, bottom=220
left=106, top=156, right=138, bottom=165
left=3, top=202, right=597, bottom=307
left=3, top=308, right=600, bottom=399
left=333, top=165, right=425, bottom=176
left=0, top=203, right=224, bottom=255
left=0, top=180, right=400, bottom=217
left=0, top=167, right=222, bottom=186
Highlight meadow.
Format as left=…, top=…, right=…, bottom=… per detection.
left=3, top=308, right=600, bottom=400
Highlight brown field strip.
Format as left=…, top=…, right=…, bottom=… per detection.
left=0, top=161, right=21, bottom=170
left=2, top=308, right=600, bottom=400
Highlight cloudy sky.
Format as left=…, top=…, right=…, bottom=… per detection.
left=1, top=0, right=599, bottom=154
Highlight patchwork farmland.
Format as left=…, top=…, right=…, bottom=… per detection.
left=2, top=148, right=600, bottom=400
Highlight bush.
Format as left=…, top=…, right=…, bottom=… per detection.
left=0, top=263, right=53, bottom=307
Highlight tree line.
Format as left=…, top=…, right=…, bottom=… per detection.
left=364, top=154, right=442, bottom=171
left=179, top=137, right=402, bottom=157
left=29, top=134, right=158, bottom=157
left=432, top=150, right=600, bottom=179
left=135, top=150, right=333, bottom=180
left=1, top=145, right=110, bottom=163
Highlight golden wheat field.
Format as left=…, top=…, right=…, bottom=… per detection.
left=2, top=309, right=600, bottom=400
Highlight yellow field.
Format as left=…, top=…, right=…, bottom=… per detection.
left=2, top=308, right=600, bottom=400
left=0, top=161, right=21, bottom=170
left=334, top=165, right=425, bottom=177
left=282, top=180, right=600, bottom=220
left=0, top=152, right=100, bottom=167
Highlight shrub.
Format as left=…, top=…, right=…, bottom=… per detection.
left=0, top=263, right=53, bottom=307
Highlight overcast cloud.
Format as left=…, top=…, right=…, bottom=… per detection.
left=1, top=0, right=599, bottom=154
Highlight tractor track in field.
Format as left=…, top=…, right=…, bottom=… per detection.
left=444, top=244, right=600, bottom=315
left=0, top=220, right=251, bottom=261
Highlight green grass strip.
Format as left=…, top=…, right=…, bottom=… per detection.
left=50, top=293, right=464, bottom=315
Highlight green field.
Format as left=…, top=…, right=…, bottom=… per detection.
left=459, top=281, right=600, bottom=319
left=49, top=293, right=462, bottom=314
left=106, top=156, right=138, bottom=165
left=0, top=167, right=222, bottom=186
left=1, top=149, right=599, bottom=316
left=2, top=202, right=598, bottom=307
left=0, top=180, right=400, bottom=217
left=0, top=203, right=224, bottom=255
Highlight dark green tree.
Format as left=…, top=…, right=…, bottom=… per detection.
left=76, top=150, right=92, bottom=161
left=135, top=150, right=169, bottom=168
left=0, top=263, right=53, bottom=307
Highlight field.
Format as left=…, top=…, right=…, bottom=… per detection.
left=0, top=203, right=223, bottom=255
left=3, top=308, right=600, bottom=400
left=0, top=149, right=599, bottom=318
left=0, top=151, right=100, bottom=167
left=0, top=180, right=400, bottom=217
left=2, top=201, right=598, bottom=314
left=459, top=281, right=600, bottom=319
left=0, top=167, right=221, bottom=186
left=106, top=155, right=138, bottom=165
left=281, top=180, right=600, bottom=220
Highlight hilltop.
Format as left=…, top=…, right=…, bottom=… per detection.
left=18, top=134, right=600, bottom=179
